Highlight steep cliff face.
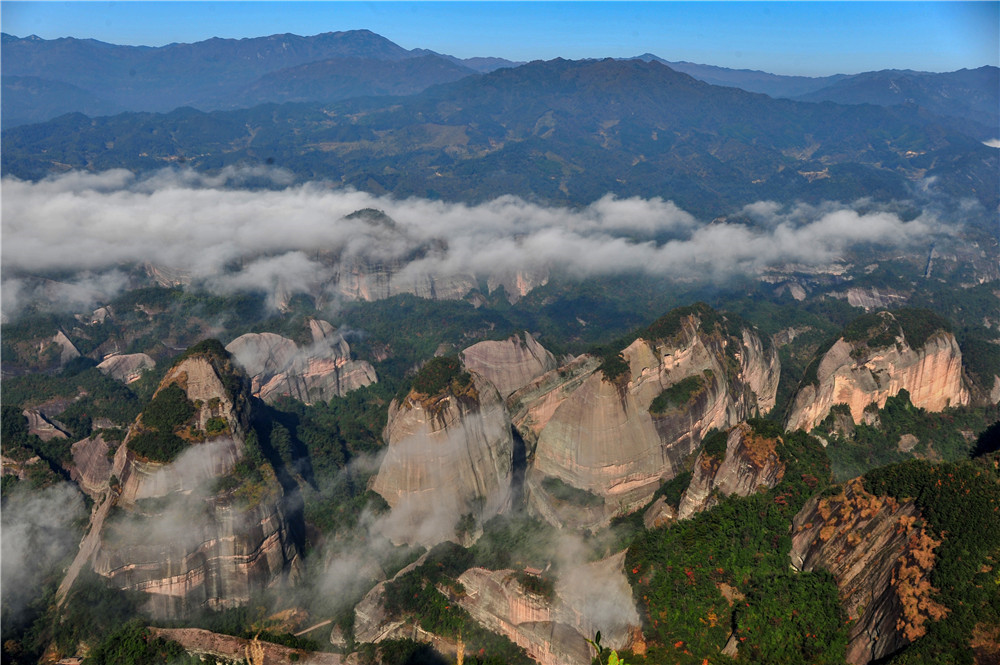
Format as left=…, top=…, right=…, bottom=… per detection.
left=787, top=312, right=969, bottom=433
left=789, top=479, right=945, bottom=665
left=460, top=333, right=558, bottom=398
left=519, top=305, right=779, bottom=526
left=332, top=256, right=478, bottom=302
left=677, top=423, right=785, bottom=520
left=226, top=319, right=376, bottom=405
left=88, top=348, right=300, bottom=619
left=456, top=552, right=640, bottom=665
left=371, top=366, right=514, bottom=546
left=70, top=433, right=114, bottom=499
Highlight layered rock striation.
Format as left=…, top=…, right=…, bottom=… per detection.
left=372, top=363, right=514, bottom=546
left=789, top=479, right=945, bottom=664
left=787, top=312, right=969, bottom=433
left=226, top=319, right=376, bottom=405
left=515, top=304, right=779, bottom=526
left=87, top=347, right=301, bottom=619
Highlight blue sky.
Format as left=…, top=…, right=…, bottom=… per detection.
left=2, top=2, right=997, bottom=76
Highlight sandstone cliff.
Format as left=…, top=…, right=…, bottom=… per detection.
left=85, top=347, right=301, bottom=619
left=456, top=552, right=640, bottom=665
left=789, top=479, right=945, bottom=664
left=787, top=312, right=969, bottom=433
left=226, top=319, right=376, bottom=405
left=460, top=333, right=558, bottom=398
left=70, top=433, right=114, bottom=499
left=486, top=268, right=550, bottom=304
left=677, top=423, right=785, bottom=519
left=515, top=305, right=779, bottom=527
left=332, top=255, right=478, bottom=303
left=372, top=364, right=514, bottom=546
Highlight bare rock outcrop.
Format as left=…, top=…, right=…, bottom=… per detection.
left=460, top=332, right=558, bottom=398
left=789, top=479, right=946, bottom=664
left=372, top=365, right=514, bottom=546
left=787, top=312, right=969, bottom=433
left=226, top=319, right=376, bottom=405
left=70, top=434, right=114, bottom=498
left=23, top=408, right=70, bottom=441
left=456, top=552, right=640, bottom=665
left=516, top=305, right=779, bottom=527
left=642, top=496, right=677, bottom=529
left=152, top=628, right=342, bottom=665
left=97, top=353, right=156, bottom=383
left=677, top=423, right=785, bottom=519
left=88, top=349, right=300, bottom=619
left=829, top=287, right=909, bottom=311
left=51, top=330, right=81, bottom=365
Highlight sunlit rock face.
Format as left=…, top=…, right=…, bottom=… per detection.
left=457, top=552, right=641, bottom=665
left=677, top=422, right=785, bottom=520
left=372, top=371, right=514, bottom=546
left=513, top=305, right=779, bottom=528
left=226, top=319, right=376, bottom=405
left=786, top=314, right=969, bottom=433
left=789, top=479, right=945, bottom=665
left=91, top=352, right=300, bottom=619
left=460, top=332, right=558, bottom=398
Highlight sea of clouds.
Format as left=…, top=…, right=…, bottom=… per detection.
left=1, top=166, right=948, bottom=320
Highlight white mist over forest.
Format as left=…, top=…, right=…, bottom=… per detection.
left=2, top=166, right=948, bottom=320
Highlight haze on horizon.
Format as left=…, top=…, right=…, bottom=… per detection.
left=2, top=1, right=997, bottom=77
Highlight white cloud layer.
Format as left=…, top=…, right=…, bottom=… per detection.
left=2, top=167, right=946, bottom=319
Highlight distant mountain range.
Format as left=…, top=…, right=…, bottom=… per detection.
left=3, top=30, right=996, bottom=135
left=0, top=30, right=520, bottom=128
left=5, top=56, right=995, bottom=217
left=633, top=54, right=999, bottom=132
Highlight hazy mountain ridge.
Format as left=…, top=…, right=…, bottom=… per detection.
left=633, top=54, right=998, bottom=132
left=0, top=30, right=516, bottom=126
left=5, top=57, right=995, bottom=216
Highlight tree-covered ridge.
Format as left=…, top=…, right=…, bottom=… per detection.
left=842, top=308, right=952, bottom=352
left=5, top=58, right=996, bottom=216
left=812, top=390, right=999, bottom=481
left=594, top=303, right=751, bottom=383
left=623, top=423, right=836, bottom=665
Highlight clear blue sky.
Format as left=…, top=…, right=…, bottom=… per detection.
left=2, top=2, right=997, bottom=76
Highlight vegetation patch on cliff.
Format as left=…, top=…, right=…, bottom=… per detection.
left=892, top=308, right=952, bottom=350
left=382, top=542, right=535, bottom=665
left=540, top=475, right=605, bottom=507
left=649, top=372, right=712, bottom=415
left=961, top=335, right=1000, bottom=390
left=843, top=310, right=903, bottom=351
left=408, top=355, right=474, bottom=398
left=815, top=390, right=999, bottom=481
